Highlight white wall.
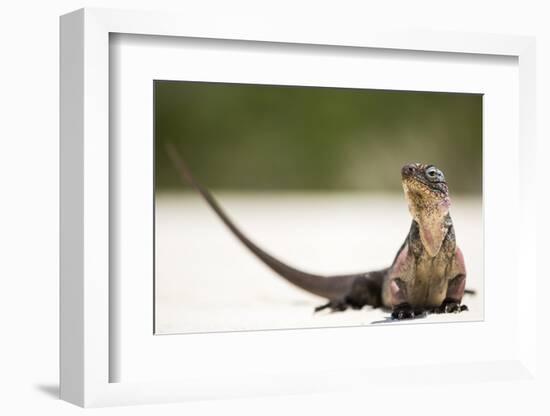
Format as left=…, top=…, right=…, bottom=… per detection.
left=0, top=1, right=548, bottom=415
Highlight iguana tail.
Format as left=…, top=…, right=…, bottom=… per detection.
left=165, top=143, right=360, bottom=300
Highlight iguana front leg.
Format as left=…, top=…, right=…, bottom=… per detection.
left=387, top=245, right=426, bottom=320
left=432, top=247, right=468, bottom=314
left=390, top=278, right=426, bottom=319
left=431, top=274, right=468, bottom=313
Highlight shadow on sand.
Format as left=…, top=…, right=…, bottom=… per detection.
left=370, top=313, right=429, bottom=325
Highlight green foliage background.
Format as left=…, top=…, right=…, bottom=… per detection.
left=155, top=81, right=482, bottom=195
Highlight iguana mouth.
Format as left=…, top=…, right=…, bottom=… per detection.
left=402, top=177, right=448, bottom=203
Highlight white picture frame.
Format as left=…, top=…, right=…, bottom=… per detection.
left=60, top=7, right=537, bottom=407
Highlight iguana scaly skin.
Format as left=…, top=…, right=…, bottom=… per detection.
left=166, top=144, right=469, bottom=320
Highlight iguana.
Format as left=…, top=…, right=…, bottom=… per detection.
left=165, top=143, right=470, bottom=320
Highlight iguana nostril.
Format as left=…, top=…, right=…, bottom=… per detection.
left=401, top=164, right=416, bottom=177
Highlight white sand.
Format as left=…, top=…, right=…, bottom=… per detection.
left=155, top=193, right=483, bottom=334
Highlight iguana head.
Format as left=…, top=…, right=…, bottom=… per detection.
left=401, top=163, right=451, bottom=257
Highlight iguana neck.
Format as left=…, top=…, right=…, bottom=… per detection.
left=412, top=200, right=452, bottom=257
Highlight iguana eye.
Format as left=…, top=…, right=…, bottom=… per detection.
left=425, top=167, right=444, bottom=182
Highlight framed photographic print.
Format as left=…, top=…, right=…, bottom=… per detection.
left=60, top=7, right=538, bottom=408
left=153, top=81, right=483, bottom=334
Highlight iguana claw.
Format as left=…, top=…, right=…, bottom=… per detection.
left=391, top=303, right=426, bottom=320
left=431, top=299, right=468, bottom=314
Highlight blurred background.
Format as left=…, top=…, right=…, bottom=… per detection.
left=154, top=81, right=483, bottom=334
left=155, top=81, right=482, bottom=195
